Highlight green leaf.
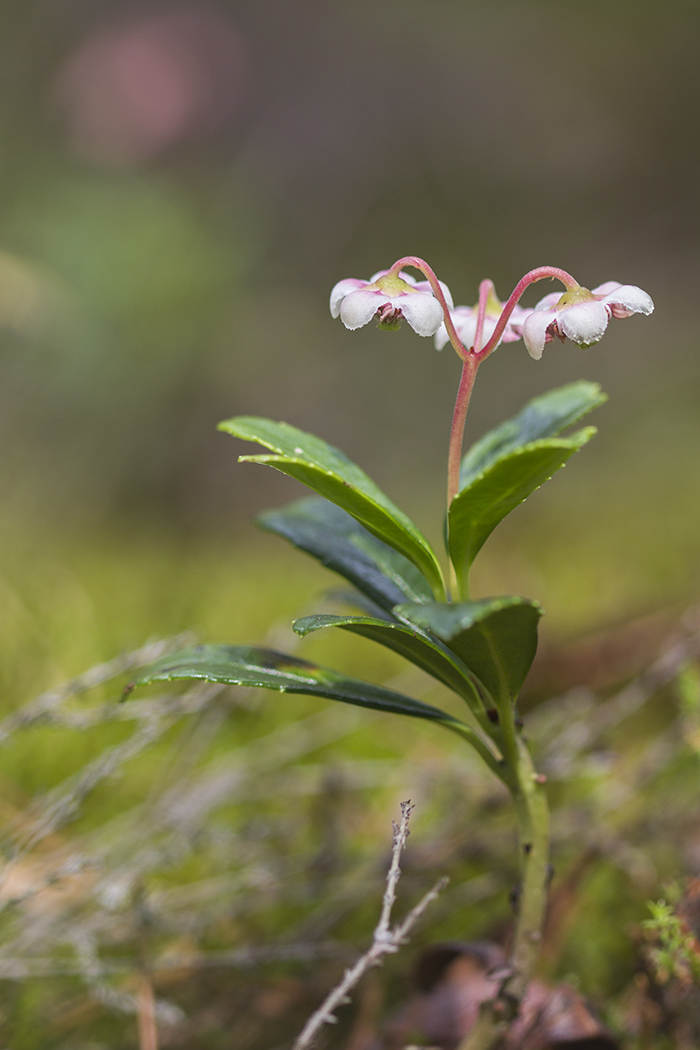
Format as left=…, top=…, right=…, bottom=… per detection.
left=123, top=643, right=460, bottom=720
left=220, top=417, right=445, bottom=599
left=123, top=644, right=504, bottom=778
left=257, top=498, right=434, bottom=613
left=395, top=597, right=543, bottom=704
left=459, top=380, right=607, bottom=488
left=448, top=429, right=596, bottom=593
left=293, top=613, right=485, bottom=709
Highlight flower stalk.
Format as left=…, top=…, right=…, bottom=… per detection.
left=387, top=255, right=468, bottom=360
left=447, top=354, right=479, bottom=519
left=445, top=268, right=578, bottom=528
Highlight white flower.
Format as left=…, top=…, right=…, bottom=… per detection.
left=434, top=296, right=532, bottom=352
left=522, top=281, right=654, bottom=361
left=330, top=270, right=453, bottom=337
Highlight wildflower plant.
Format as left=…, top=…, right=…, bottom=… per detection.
left=124, top=256, right=653, bottom=1048
left=642, top=896, right=700, bottom=988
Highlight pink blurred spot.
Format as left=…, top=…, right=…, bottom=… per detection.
left=56, top=8, right=247, bottom=166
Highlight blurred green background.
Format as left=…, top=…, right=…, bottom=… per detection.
left=0, top=4, right=699, bottom=1046
left=0, top=0, right=696, bottom=646
left=0, top=0, right=698, bottom=671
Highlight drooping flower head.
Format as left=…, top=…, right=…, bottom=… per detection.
left=434, top=286, right=532, bottom=352
left=522, top=281, right=654, bottom=361
left=330, top=269, right=453, bottom=337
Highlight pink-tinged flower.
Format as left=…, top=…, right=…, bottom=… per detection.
left=522, top=281, right=654, bottom=361
left=330, top=269, right=453, bottom=337
left=434, top=292, right=532, bottom=351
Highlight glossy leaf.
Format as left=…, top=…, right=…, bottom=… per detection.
left=459, top=380, right=607, bottom=488
left=448, top=429, right=596, bottom=592
left=328, top=589, right=398, bottom=620
left=293, top=613, right=485, bottom=709
left=123, top=643, right=456, bottom=717
left=395, top=597, right=543, bottom=703
left=257, top=498, right=434, bottom=612
left=124, top=644, right=504, bottom=777
left=220, top=417, right=445, bottom=598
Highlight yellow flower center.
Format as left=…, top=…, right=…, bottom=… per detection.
left=372, top=273, right=418, bottom=296
left=482, top=287, right=504, bottom=317
left=556, top=286, right=595, bottom=308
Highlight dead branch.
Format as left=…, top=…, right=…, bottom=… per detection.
left=0, top=633, right=195, bottom=745
left=292, top=801, right=448, bottom=1050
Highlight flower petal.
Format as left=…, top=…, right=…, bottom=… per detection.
left=597, top=283, right=654, bottom=319
left=399, top=292, right=445, bottom=337
left=478, top=317, right=502, bottom=349
left=503, top=305, right=533, bottom=342
left=414, top=278, right=454, bottom=310
left=558, top=300, right=609, bottom=348
left=457, top=317, right=479, bottom=349
left=330, top=278, right=367, bottom=318
left=591, top=281, right=622, bottom=297
left=448, top=304, right=528, bottom=350
left=448, top=306, right=477, bottom=348
left=434, top=322, right=450, bottom=351
left=532, top=290, right=564, bottom=311
left=509, top=304, right=533, bottom=324
left=498, top=324, right=524, bottom=343
left=522, top=309, right=556, bottom=360
left=439, top=280, right=454, bottom=309
left=339, top=288, right=386, bottom=330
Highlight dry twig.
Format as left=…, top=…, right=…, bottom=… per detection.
left=292, top=801, right=447, bottom=1050
left=0, top=634, right=195, bottom=745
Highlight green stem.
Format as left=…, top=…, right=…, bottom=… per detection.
left=444, top=719, right=511, bottom=788
left=457, top=736, right=550, bottom=1050
left=509, top=740, right=550, bottom=999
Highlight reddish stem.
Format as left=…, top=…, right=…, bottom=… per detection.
left=447, top=354, right=479, bottom=511
left=383, top=259, right=580, bottom=600
left=446, top=279, right=491, bottom=517
left=138, top=975, right=158, bottom=1050
left=387, top=255, right=468, bottom=362
left=475, top=265, right=579, bottom=362
left=473, top=278, right=494, bottom=354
